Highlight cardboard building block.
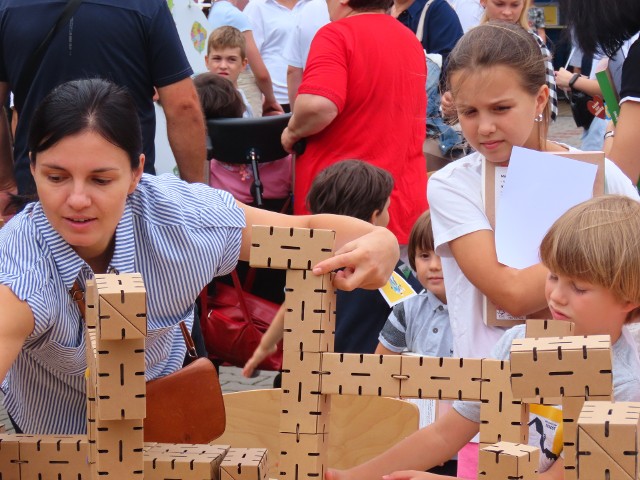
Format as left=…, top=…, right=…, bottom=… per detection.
left=510, top=336, right=613, bottom=399
left=94, top=338, right=146, bottom=420
left=0, top=434, right=21, bottom=480
left=479, top=359, right=529, bottom=445
left=279, top=432, right=328, bottom=479
left=94, top=273, right=147, bottom=337
left=19, top=435, right=90, bottom=479
left=400, top=356, right=483, bottom=401
left=220, top=448, right=268, bottom=480
left=143, top=444, right=228, bottom=479
left=280, top=351, right=330, bottom=434
left=562, top=396, right=612, bottom=480
left=525, top=319, right=575, bottom=339
left=85, top=278, right=99, bottom=328
left=93, top=418, right=144, bottom=476
left=283, top=270, right=336, bottom=353
left=577, top=401, right=640, bottom=480
left=98, top=297, right=146, bottom=341
left=478, top=441, right=539, bottom=480
left=249, top=226, right=335, bottom=270
left=320, top=353, right=402, bottom=397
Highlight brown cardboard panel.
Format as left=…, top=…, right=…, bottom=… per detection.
left=85, top=278, right=99, bottom=328
left=479, top=360, right=528, bottom=445
left=220, top=448, right=268, bottom=480
left=279, top=432, right=328, bottom=479
left=143, top=452, right=221, bottom=479
left=525, top=320, right=575, bottom=339
left=577, top=428, right=634, bottom=480
left=280, top=384, right=331, bottom=435
left=249, top=226, right=335, bottom=270
left=578, top=401, right=640, bottom=478
left=281, top=351, right=323, bottom=392
left=94, top=273, right=147, bottom=334
left=94, top=418, right=144, bottom=476
left=478, top=442, right=539, bottom=480
left=0, top=434, right=21, bottom=480
left=283, top=270, right=336, bottom=353
left=562, top=395, right=613, bottom=480
left=400, top=356, right=483, bottom=401
left=95, top=338, right=146, bottom=420
left=321, top=353, right=402, bottom=397
left=510, top=336, right=613, bottom=399
left=98, top=297, right=146, bottom=340
left=19, top=435, right=90, bottom=479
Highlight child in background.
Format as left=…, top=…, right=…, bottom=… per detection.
left=327, top=194, right=640, bottom=479
left=206, top=26, right=253, bottom=117
left=376, top=210, right=452, bottom=359
left=426, top=23, right=639, bottom=478
left=193, top=72, right=291, bottom=206
left=243, top=160, right=422, bottom=377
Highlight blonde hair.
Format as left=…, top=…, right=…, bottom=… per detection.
left=207, top=26, right=246, bottom=59
left=480, top=0, right=531, bottom=30
left=446, top=22, right=550, bottom=148
left=540, top=195, right=640, bottom=321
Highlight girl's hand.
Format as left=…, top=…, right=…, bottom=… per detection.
left=554, top=68, right=573, bottom=91
left=312, top=227, right=399, bottom=291
left=383, top=471, right=446, bottom=480
left=242, top=343, right=278, bottom=378
left=440, top=91, right=456, bottom=118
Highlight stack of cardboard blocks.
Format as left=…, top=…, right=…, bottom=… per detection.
left=0, top=225, right=638, bottom=479
left=0, top=272, right=267, bottom=480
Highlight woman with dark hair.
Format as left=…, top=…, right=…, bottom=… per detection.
left=560, top=0, right=640, bottom=183
left=0, top=78, right=399, bottom=435
left=281, top=0, right=428, bottom=251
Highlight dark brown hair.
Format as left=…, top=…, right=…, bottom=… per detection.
left=306, top=160, right=393, bottom=222
left=193, top=73, right=245, bottom=119
left=407, top=210, right=434, bottom=271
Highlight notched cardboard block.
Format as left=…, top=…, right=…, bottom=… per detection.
left=400, top=356, right=482, bottom=401
left=283, top=270, right=336, bottom=353
left=280, top=384, right=331, bottom=436
left=510, top=336, right=613, bottom=399
left=279, top=432, right=328, bottom=479
left=98, top=297, right=146, bottom=340
left=479, top=359, right=528, bottom=445
left=143, top=444, right=228, bottom=479
left=525, top=319, right=575, bottom=339
left=19, top=435, right=90, bottom=479
left=0, top=434, right=21, bottom=480
left=95, top=338, right=146, bottom=420
left=562, top=395, right=612, bottom=480
left=85, top=278, right=99, bottom=328
left=249, top=226, right=335, bottom=270
left=478, top=441, right=539, bottom=480
left=320, top=353, right=402, bottom=397
left=577, top=428, right=634, bottom=480
left=220, top=448, right=268, bottom=480
left=577, top=401, right=640, bottom=479
left=94, top=418, right=144, bottom=476
left=94, top=273, right=147, bottom=335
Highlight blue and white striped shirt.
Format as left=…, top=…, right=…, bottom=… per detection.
left=0, top=174, right=245, bottom=434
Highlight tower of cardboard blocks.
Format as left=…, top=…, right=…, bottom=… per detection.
left=0, top=225, right=638, bottom=479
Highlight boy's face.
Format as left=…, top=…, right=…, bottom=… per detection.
left=415, top=249, right=446, bottom=304
left=205, top=47, right=248, bottom=86
left=545, top=272, right=638, bottom=340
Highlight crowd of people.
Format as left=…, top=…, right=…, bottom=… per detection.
left=0, top=0, right=640, bottom=479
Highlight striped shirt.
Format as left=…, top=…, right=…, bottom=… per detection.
left=0, top=174, right=245, bottom=434
left=531, top=31, right=558, bottom=122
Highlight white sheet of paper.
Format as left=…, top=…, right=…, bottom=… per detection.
left=495, top=147, right=597, bottom=269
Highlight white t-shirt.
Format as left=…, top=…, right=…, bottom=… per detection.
left=282, top=0, right=329, bottom=69
left=244, top=0, right=312, bottom=103
left=447, top=0, right=483, bottom=33
left=428, top=150, right=640, bottom=358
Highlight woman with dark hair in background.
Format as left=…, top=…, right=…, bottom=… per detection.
left=560, top=0, right=640, bottom=184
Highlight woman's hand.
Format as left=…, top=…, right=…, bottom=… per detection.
left=281, top=126, right=299, bottom=154
left=554, top=67, right=574, bottom=91
left=312, top=227, right=399, bottom=291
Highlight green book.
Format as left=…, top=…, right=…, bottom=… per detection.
left=596, top=68, right=620, bottom=125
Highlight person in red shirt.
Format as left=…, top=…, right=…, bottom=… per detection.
left=281, top=0, right=428, bottom=245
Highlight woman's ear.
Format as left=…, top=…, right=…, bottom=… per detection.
left=128, top=154, right=145, bottom=194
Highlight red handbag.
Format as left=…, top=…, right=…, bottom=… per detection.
left=203, top=270, right=283, bottom=371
